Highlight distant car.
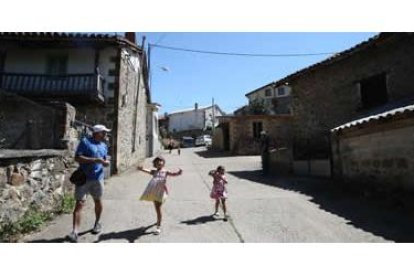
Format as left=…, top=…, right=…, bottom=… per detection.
left=181, top=136, right=195, bottom=148
left=195, top=135, right=212, bottom=147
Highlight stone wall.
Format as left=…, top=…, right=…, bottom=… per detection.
left=331, top=115, right=414, bottom=190
left=0, top=91, right=75, bottom=150
left=115, top=49, right=148, bottom=172
left=291, top=33, right=414, bottom=157
left=212, top=128, right=224, bottom=150
left=269, top=148, right=293, bottom=175
left=0, top=150, right=76, bottom=232
left=228, top=115, right=293, bottom=155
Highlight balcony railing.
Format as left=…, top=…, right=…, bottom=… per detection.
left=0, top=73, right=105, bottom=103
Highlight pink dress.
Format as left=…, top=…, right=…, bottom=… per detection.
left=140, top=170, right=169, bottom=203
left=210, top=173, right=228, bottom=200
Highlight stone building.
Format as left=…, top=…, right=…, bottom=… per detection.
left=278, top=33, right=414, bottom=163
left=331, top=104, right=414, bottom=190
left=0, top=32, right=159, bottom=235
left=214, top=79, right=293, bottom=156
left=217, top=33, right=414, bottom=177
left=0, top=32, right=156, bottom=174
left=215, top=114, right=293, bottom=155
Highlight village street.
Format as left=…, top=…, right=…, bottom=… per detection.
left=23, top=147, right=414, bottom=243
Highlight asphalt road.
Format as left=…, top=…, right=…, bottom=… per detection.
left=23, top=147, right=414, bottom=243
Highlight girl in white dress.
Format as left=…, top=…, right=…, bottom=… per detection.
left=138, top=156, right=182, bottom=234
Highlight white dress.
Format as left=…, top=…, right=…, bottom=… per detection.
left=140, top=170, right=169, bottom=203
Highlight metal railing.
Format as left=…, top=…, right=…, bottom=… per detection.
left=0, top=72, right=105, bottom=102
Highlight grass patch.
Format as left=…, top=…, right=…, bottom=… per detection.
left=60, top=195, right=75, bottom=214
left=0, top=194, right=75, bottom=242
left=0, top=209, right=53, bottom=242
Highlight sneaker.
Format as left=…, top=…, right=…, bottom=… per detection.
left=212, top=212, right=219, bottom=218
left=92, top=222, right=102, bottom=234
left=67, top=231, right=78, bottom=243
left=223, top=215, right=229, bottom=222
left=154, top=227, right=161, bottom=235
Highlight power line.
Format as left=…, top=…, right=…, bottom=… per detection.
left=150, top=43, right=337, bottom=57
left=154, top=33, right=168, bottom=45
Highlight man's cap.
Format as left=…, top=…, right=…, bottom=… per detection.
left=92, top=124, right=111, bottom=133
left=260, top=130, right=267, bottom=135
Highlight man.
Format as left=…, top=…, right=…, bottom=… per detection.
left=68, top=124, right=110, bottom=242
left=260, top=130, right=270, bottom=175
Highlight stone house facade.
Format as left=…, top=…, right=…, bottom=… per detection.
left=221, top=33, right=414, bottom=177
left=0, top=32, right=154, bottom=174
left=215, top=114, right=293, bottom=155
left=215, top=79, right=293, bottom=156
left=276, top=33, right=414, bottom=160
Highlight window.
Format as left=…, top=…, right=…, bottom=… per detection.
left=359, top=73, right=388, bottom=109
left=46, top=55, right=67, bottom=75
left=277, top=87, right=286, bottom=96
left=265, top=88, right=272, bottom=97
left=252, top=121, right=263, bottom=139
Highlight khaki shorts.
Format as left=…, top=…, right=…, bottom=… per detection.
left=75, top=179, right=104, bottom=201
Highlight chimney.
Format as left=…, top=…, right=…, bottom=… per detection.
left=125, top=32, right=136, bottom=44
left=195, top=103, right=198, bottom=110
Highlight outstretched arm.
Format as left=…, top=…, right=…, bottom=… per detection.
left=167, top=169, right=183, bottom=176
left=137, top=166, right=153, bottom=175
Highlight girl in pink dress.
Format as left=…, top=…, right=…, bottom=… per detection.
left=209, top=166, right=229, bottom=221
left=138, top=156, right=182, bottom=234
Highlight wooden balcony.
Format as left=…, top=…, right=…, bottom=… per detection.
left=0, top=73, right=105, bottom=104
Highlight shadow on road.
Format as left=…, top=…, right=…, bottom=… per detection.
left=94, top=224, right=156, bottom=243
left=228, top=169, right=414, bottom=242
left=180, top=215, right=221, bottom=225
left=195, top=150, right=242, bottom=159
left=28, top=229, right=92, bottom=243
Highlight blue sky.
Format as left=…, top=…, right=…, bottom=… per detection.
left=137, top=33, right=377, bottom=115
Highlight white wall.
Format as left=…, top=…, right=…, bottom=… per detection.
left=99, top=47, right=118, bottom=99
left=247, top=85, right=291, bottom=103
left=247, top=86, right=273, bottom=102
left=168, top=109, right=205, bottom=132
left=152, top=109, right=161, bottom=155
left=168, top=106, right=225, bottom=132
left=146, top=105, right=161, bottom=157
left=204, top=106, right=224, bottom=128
left=275, top=85, right=291, bottom=98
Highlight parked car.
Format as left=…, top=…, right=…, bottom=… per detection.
left=195, top=135, right=212, bottom=147
left=181, top=136, right=195, bottom=148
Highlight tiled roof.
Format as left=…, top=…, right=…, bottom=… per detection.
left=331, top=104, right=414, bottom=132
left=168, top=105, right=211, bottom=115
left=168, top=104, right=225, bottom=116
left=245, top=82, right=275, bottom=97
left=0, top=32, right=142, bottom=51
left=274, top=33, right=404, bottom=86
left=245, top=33, right=408, bottom=97
left=0, top=32, right=115, bottom=39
